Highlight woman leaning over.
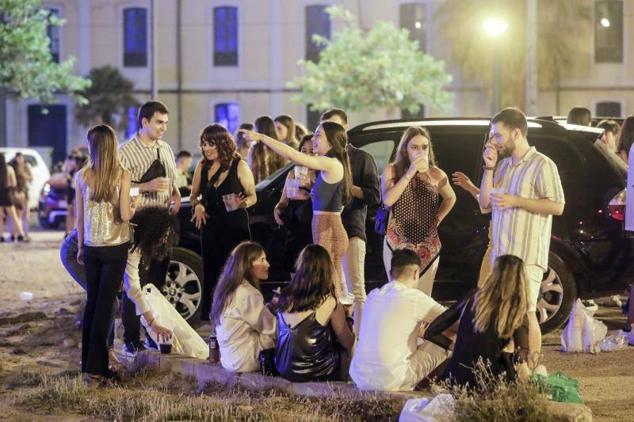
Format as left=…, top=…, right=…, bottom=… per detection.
left=190, top=124, right=257, bottom=321
left=381, top=126, right=456, bottom=296
left=0, top=154, right=27, bottom=241
left=75, top=124, right=138, bottom=385
left=244, top=121, right=353, bottom=302
left=210, top=241, right=276, bottom=373
left=275, top=244, right=355, bottom=382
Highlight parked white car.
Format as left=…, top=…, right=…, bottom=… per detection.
left=0, top=147, right=51, bottom=210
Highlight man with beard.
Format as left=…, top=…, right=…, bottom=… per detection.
left=478, top=108, right=565, bottom=370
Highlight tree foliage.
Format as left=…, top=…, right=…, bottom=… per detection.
left=74, top=66, right=139, bottom=132
left=290, top=7, right=452, bottom=115
left=0, top=0, right=90, bottom=103
left=435, top=0, right=592, bottom=108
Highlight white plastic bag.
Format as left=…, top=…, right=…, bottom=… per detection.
left=599, top=331, right=629, bottom=352
left=561, top=299, right=607, bottom=353
left=399, top=394, right=455, bottom=422
left=142, top=284, right=209, bottom=360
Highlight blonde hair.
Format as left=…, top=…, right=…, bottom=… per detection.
left=472, top=255, right=529, bottom=339
left=82, top=124, right=122, bottom=203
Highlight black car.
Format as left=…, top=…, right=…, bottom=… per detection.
left=168, top=117, right=630, bottom=332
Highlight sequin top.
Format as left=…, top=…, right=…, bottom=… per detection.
left=81, top=183, right=130, bottom=247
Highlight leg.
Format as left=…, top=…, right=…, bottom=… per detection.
left=60, top=229, right=87, bottom=290
left=343, top=237, right=367, bottom=334
left=81, top=246, right=102, bottom=373
left=5, top=205, right=25, bottom=237
left=382, top=238, right=393, bottom=280
left=417, top=257, right=440, bottom=296
left=405, top=341, right=449, bottom=390
left=84, top=245, right=127, bottom=376
left=200, top=222, right=221, bottom=320
left=525, top=265, right=544, bottom=369
left=477, top=243, right=493, bottom=288
left=626, top=283, right=634, bottom=330
left=0, top=207, right=5, bottom=239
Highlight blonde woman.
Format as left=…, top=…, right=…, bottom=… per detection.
left=381, top=126, right=456, bottom=296
left=75, top=124, right=138, bottom=385
left=0, top=154, right=27, bottom=241
left=424, top=255, right=531, bottom=387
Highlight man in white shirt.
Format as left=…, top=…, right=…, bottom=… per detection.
left=350, top=249, right=449, bottom=391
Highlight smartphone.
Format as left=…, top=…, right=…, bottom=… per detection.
left=130, top=187, right=140, bottom=197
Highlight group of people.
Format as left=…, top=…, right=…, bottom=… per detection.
left=76, top=96, right=634, bottom=393
left=0, top=152, right=32, bottom=242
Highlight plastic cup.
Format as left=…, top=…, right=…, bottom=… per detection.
left=222, top=193, right=241, bottom=212
left=159, top=336, right=173, bottom=354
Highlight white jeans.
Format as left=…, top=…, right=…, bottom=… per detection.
left=402, top=341, right=449, bottom=390
left=343, top=237, right=367, bottom=304
left=383, top=239, right=440, bottom=296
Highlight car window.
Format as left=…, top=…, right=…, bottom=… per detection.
left=357, top=140, right=395, bottom=174
left=255, top=163, right=293, bottom=190
left=23, top=154, right=38, bottom=167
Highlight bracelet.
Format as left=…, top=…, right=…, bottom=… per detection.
left=483, top=166, right=495, bottom=171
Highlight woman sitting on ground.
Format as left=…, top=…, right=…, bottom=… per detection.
left=424, top=254, right=531, bottom=388
left=275, top=244, right=355, bottom=382
left=210, top=241, right=277, bottom=373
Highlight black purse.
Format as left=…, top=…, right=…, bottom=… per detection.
left=374, top=205, right=389, bottom=235
left=135, top=148, right=166, bottom=184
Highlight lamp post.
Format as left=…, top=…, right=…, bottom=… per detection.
left=483, top=17, right=508, bottom=115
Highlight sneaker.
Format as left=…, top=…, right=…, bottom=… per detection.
left=123, top=341, right=145, bottom=357
left=144, top=334, right=159, bottom=351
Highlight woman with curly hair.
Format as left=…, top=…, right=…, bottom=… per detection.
left=190, top=124, right=257, bottom=320
left=248, top=116, right=285, bottom=183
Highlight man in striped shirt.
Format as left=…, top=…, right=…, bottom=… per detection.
left=119, top=100, right=181, bottom=355
left=479, top=107, right=565, bottom=369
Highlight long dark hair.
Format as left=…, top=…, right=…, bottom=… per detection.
left=274, top=114, right=298, bottom=146
left=210, top=241, right=266, bottom=325
left=130, top=206, right=180, bottom=269
left=472, top=255, right=529, bottom=339
left=200, top=124, right=237, bottom=171
left=392, top=126, right=437, bottom=181
left=617, top=116, right=634, bottom=159
left=0, top=153, right=7, bottom=188
left=251, top=116, right=284, bottom=183
left=320, top=121, right=352, bottom=205
left=278, top=244, right=335, bottom=313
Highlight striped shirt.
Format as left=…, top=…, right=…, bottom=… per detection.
left=490, top=147, right=565, bottom=271
left=119, top=135, right=177, bottom=208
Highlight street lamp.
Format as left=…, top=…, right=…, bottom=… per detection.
left=483, top=17, right=508, bottom=115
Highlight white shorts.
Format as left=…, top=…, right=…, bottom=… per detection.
left=525, top=265, right=544, bottom=312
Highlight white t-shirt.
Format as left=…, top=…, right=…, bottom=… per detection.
left=350, top=281, right=446, bottom=391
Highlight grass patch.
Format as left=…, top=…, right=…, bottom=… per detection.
left=20, top=372, right=405, bottom=421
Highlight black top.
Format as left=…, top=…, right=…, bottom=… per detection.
left=200, top=157, right=244, bottom=215
left=424, top=293, right=529, bottom=387
left=275, top=312, right=340, bottom=383
left=341, top=145, right=380, bottom=241
left=311, top=171, right=344, bottom=212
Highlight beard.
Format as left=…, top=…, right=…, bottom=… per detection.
left=497, top=139, right=515, bottom=159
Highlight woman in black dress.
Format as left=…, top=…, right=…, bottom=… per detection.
left=190, top=124, right=257, bottom=320
left=424, top=254, right=531, bottom=388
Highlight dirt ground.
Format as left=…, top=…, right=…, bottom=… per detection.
left=1, top=231, right=633, bottom=421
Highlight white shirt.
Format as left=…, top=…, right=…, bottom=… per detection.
left=123, top=248, right=152, bottom=316
left=350, top=281, right=446, bottom=391
left=216, top=281, right=277, bottom=373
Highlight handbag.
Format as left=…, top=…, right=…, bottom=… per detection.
left=135, top=148, right=166, bottom=184
left=374, top=205, right=389, bottom=235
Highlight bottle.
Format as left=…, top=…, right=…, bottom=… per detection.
left=209, top=331, right=220, bottom=364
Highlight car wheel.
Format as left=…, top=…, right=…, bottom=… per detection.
left=162, top=247, right=204, bottom=324
left=537, top=252, right=577, bottom=334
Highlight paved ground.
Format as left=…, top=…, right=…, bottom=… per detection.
left=1, top=230, right=633, bottom=420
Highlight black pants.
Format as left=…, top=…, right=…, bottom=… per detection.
left=82, top=243, right=128, bottom=376
left=200, top=214, right=250, bottom=320
left=120, top=253, right=170, bottom=344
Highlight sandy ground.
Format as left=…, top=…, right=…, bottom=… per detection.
left=1, top=230, right=634, bottom=421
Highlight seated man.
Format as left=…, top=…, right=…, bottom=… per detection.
left=350, top=248, right=450, bottom=391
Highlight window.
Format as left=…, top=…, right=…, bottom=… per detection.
left=47, top=8, right=60, bottom=63
left=595, top=1, right=623, bottom=63
left=126, top=106, right=139, bottom=139
left=123, top=8, right=148, bottom=67
left=305, top=5, right=331, bottom=62
left=214, top=7, right=238, bottom=66
left=399, top=3, right=427, bottom=51
left=401, top=105, right=426, bottom=119
left=595, top=101, right=622, bottom=117
left=306, top=105, right=322, bottom=131
left=215, top=103, right=240, bottom=133
left=359, top=140, right=395, bottom=174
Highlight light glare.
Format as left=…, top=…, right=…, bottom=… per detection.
left=483, top=17, right=509, bottom=37
left=600, top=18, right=610, bottom=28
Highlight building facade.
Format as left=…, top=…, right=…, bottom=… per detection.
left=4, top=0, right=634, bottom=166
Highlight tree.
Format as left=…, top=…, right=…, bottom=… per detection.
left=75, top=66, right=139, bottom=133
left=0, top=0, right=90, bottom=145
left=289, top=7, right=452, bottom=115
left=435, top=0, right=591, bottom=110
